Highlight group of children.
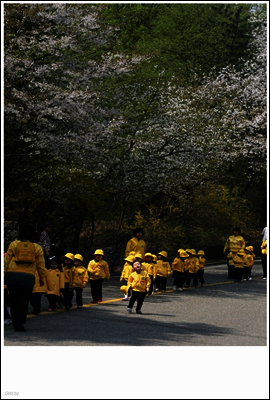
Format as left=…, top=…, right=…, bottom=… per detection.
left=119, top=248, right=206, bottom=314
left=226, top=246, right=255, bottom=282
left=3, top=243, right=258, bottom=324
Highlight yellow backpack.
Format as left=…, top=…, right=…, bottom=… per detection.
left=14, top=241, right=36, bottom=263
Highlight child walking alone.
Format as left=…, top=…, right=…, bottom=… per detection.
left=72, top=254, right=88, bottom=308
left=127, top=260, right=150, bottom=314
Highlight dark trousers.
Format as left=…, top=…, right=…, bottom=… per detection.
left=244, top=267, right=252, bottom=280
left=173, top=271, right=185, bottom=288
left=90, top=278, right=104, bottom=301
left=148, top=275, right=154, bottom=296
left=228, top=263, right=235, bottom=279
left=234, top=267, right=243, bottom=281
left=128, top=291, right=145, bottom=311
left=47, top=294, right=59, bottom=310
left=186, top=272, right=198, bottom=287
left=197, top=269, right=205, bottom=285
left=62, top=283, right=73, bottom=307
left=4, top=288, right=11, bottom=320
left=7, top=284, right=33, bottom=330
left=155, top=275, right=167, bottom=291
left=74, top=287, right=83, bottom=306
left=30, top=292, right=42, bottom=312
left=261, top=254, right=267, bottom=278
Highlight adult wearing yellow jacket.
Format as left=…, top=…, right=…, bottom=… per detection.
left=155, top=251, right=171, bottom=293
left=125, top=228, right=146, bottom=258
left=88, top=249, right=110, bottom=304
left=127, top=260, right=150, bottom=314
left=4, top=224, right=46, bottom=332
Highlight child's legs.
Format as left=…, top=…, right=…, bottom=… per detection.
left=128, top=291, right=139, bottom=309
left=160, top=276, right=167, bottom=291
left=47, top=294, right=58, bottom=310
left=186, top=273, right=192, bottom=286
left=63, top=283, right=73, bottom=307
left=97, top=278, right=103, bottom=299
left=228, top=264, right=234, bottom=279
left=261, top=254, right=267, bottom=278
left=136, top=292, right=145, bottom=312
left=148, top=275, right=154, bottom=295
left=244, top=267, right=249, bottom=280
left=198, top=269, right=205, bottom=284
left=155, top=275, right=161, bottom=289
left=192, top=273, right=198, bottom=287
left=234, top=267, right=242, bottom=281
left=74, top=287, right=83, bottom=305
left=30, top=292, right=42, bottom=312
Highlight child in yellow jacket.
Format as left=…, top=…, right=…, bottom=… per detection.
left=88, top=249, right=110, bottom=304
left=72, top=254, right=88, bottom=309
left=171, top=249, right=187, bottom=292
left=30, top=266, right=48, bottom=315
left=261, top=239, right=267, bottom=279
left=155, top=251, right=171, bottom=293
left=120, top=255, right=134, bottom=301
left=62, top=253, right=75, bottom=311
left=142, top=253, right=156, bottom=296
left=197, top=250, right=206, bottom=287
left=243, top=246, right=255, bottom=281
left=184, top=249, right=199, bottom=288
left=233, top=249, right=246, bottom=282
left=46, top=257, right=65, bottom=311
left=127, top=260, right=151, bottom=314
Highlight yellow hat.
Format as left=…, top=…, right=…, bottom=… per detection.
left=144, top=253, right=153, bottom=259
left=120, top=285, right=129, bottom=294
left=245, top=246, right=254, bottom=252
left=178, top=248, right=184, bottom=253
left=197, top=250, right=205, bottom=256
left=134, top=253, right=143, bottom=260
left=187, top=249, right=196, bottom=256
left=94, top=249, right=104, bottom=256
left=180, top=250, right=189, bottom=257
left=152, top=255, right=157, bottom=262
left=65, top=253, right=74, bottom=261
left=124, top=255, right=135, bottom=263
left=74, top=254, right=84, bottom=262
left=237, top=249, right=245, bottom=255
left=158, top=251, right=167, bottom=258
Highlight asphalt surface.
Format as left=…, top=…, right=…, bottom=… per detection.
left=3, top=260, right=267, bottom=346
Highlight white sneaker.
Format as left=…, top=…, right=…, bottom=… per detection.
left=243, top=279, right=247, bottom=281
left=249, top=277, right=252, bottom=281
left=263, top=277, right=267, bottom=280
left=173, top=286, right=177, bottom=290
left=179, top=288, right=183, bottom=291
left=4, top=319, right=12, bottom=325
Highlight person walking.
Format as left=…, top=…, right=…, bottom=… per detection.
left=88, top=249, right=110, bottom=304
left=223, top=228, right=245, bottom=279
left=4, top=224, right=46, bottom=332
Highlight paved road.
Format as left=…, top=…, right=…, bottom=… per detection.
left=4, top=261, right=267, bottom=346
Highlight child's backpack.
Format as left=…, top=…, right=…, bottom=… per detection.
left=14, top=241, right=36, bottom=263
